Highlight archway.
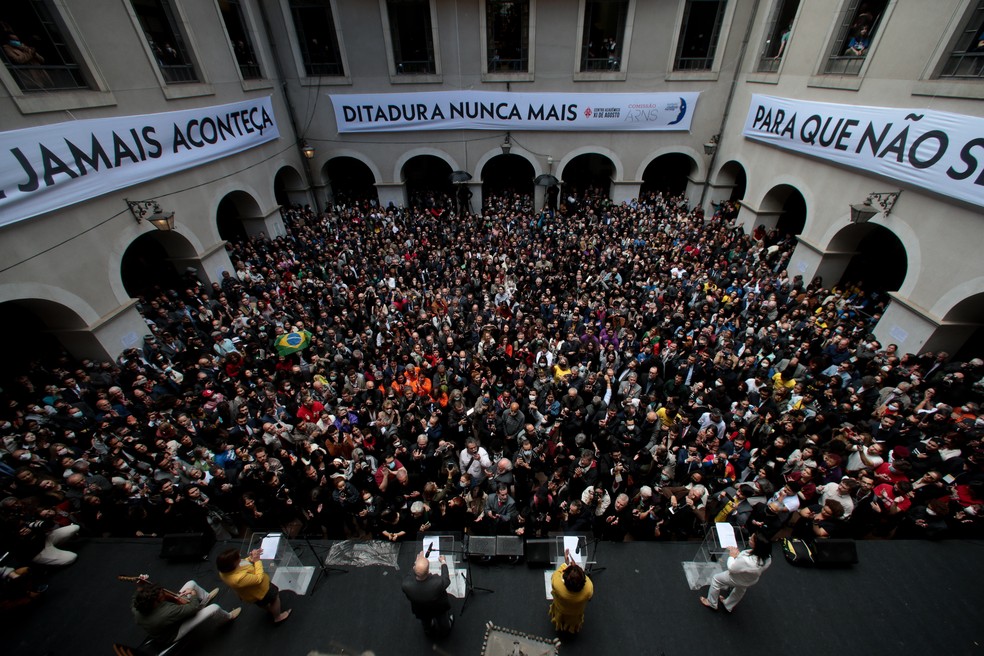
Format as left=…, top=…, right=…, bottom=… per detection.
left=715, top=160, right=747, bottom=202
left=481, top=153, right=535, bottom=200
left=833, top=223, right=907, bottom=309
left=560, top=153, right=615, bottom=198
left=402, top=155, right=453, bottom=210
left=216, top=190, right=263, bottom=244
left=274, top=165, right=307, bottom=208
left=640, top=153, right=698, bottom=198
left=760, top=184, right=807, bottom=237
left=0, top=299, right=90, bottom=373
left=121, top=231, right=200, bottom=300
left=324, top=156, right=378, bottom=207
left=942, top=293, right=984, bottom=361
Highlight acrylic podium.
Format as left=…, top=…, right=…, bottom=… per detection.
left=247, top=532, right=315, bottom=595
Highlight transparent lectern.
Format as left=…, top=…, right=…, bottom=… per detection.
left=247, top=532, right=315, bottom=595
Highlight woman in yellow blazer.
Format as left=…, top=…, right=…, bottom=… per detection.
left=549, top=548, right=593, bottom=634
left=216, top=548, right=291, bottom=623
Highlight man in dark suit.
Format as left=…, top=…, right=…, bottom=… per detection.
left=402, top=550, right=453, bottom=638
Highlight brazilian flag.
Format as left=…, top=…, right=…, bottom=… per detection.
left=274, top=329, right=312, bottom=356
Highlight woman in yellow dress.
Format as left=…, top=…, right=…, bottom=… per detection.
left=549, top=548, right=593, bottom=634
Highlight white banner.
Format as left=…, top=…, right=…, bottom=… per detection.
left=743, top=94, right=984, bottom=208
left=0, top=97, right=280, bottom=227
left=330, top=91, right=698, bottom=133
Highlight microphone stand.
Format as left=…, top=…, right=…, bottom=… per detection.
left=289, top=519, right=346, bottom=594
left=443, top=538, right=494, bottom=616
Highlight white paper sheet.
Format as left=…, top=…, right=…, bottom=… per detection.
left=564, top=536, right=586, bottom=568
left=715, top=522, right=738, bottom=549
left=260, top=533, right=281, bottom=558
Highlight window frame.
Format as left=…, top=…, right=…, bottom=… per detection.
left=808, top=0, right=895, bottom=91
left=124, top=0, right=214, bottom=99
left=913, top=0, right=984, bottom=100
left=212, top=0, right=273, bottom=91
left=378, top=0, right=442, bottom=83
left=572, top=0, right=636, bottom=82
left=278, top=0, right=351, bottom=86
left=480, top=0, right=536, bottom=82
left=0, top=0, right=115, bottom=114
left=666, top=0, right=737, bottom=81
left=754, top=0, right=801, bottom=75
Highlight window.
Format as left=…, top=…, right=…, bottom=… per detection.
left=580, top=0, right=629, bottom=72
left=288, top=0, right=344, bottom=76
left=940, top=0, right=984, bottom=78
left=487, top=0, right=529, bottom=73
left=0, top=0, right=88, bottom=92
left=387, top=0, right=436, bottom=74
left=674, top=0, right=727, bottom=71
left=218, top=0, right=261, bottom=79
left=131, top=0, right=198, bottom=83
left=757, top=0, right=799, bottom=73
left=822, top=0, right=887, bottom=76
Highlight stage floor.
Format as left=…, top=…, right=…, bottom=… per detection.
left=5, top=537, right=983, bottom=656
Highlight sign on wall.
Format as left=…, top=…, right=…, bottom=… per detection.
left=330, top=91, right=699, bottom=133
left=0, top=97, right=280, bottom=228
left=743, top=94, right=984, bottom=209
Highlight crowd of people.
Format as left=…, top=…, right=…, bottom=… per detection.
left=2, top=187, right=983, bottom=601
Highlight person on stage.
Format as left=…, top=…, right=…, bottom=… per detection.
left=132, top=576, right=240, bottom=644
left=402, top=549, right=454, bottom=638
left=216, top=547, right=292, bottom=623
left=549, top=548, right=593, bottom=635
left=699, top=531, right=772, bottom=613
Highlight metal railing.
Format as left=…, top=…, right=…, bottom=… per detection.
left=5, top=63, right=86, bottom=91
left=941, top=51, right=984, bottom=78
left=823, top=55, right=865, bottom=76
left=675, top=56, right=714, bottom=71
left=395, top=59, right=435, bottom=74
left=159, top=63, right=198, bottom=83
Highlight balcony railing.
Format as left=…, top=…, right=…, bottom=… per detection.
left=5, top=63, right=86, bottom=92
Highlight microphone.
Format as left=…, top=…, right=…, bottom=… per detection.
left=425, top=543, right=435, bottom=558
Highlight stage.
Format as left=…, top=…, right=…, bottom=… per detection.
left=5, top=537, right=982, bottom=656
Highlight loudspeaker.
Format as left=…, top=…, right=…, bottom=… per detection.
left=812, top=539, right=858, bottom=567
left=160, top=533, right=213, bottom=561
left=524, top=539, right=551, bottom=567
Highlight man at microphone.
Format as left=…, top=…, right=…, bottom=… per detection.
left=402, top=547, right=454, bottom=638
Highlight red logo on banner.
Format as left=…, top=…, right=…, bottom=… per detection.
left=584, top=107, right=592, bottom=117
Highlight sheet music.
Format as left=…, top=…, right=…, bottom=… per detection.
left=715, top=522, right=738, bottom=549
left=564, top=536, right=586, bottom=568
left=260, top=533, right=281, bottom=558
left=423, top=536, right=441, bottom=563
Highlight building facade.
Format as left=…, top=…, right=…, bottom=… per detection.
left=1, top=0, right=982, bottom=361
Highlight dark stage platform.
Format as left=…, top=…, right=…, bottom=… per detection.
left=5, top=537, right=983, bottom=656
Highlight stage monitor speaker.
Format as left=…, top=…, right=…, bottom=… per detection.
left=466, top=536, right=497, bottom=558
left=160, top=532, right=213, bottom=561
left=813, top=539, right=858, bottom=567
left=525, top=539, right=551, bottom=567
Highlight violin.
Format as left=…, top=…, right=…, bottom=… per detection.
left=118, top=575, right=189, bottom=605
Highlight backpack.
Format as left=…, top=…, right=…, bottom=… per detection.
left=782, top=537, right=815, bottom=566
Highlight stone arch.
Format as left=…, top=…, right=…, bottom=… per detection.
left=474, top=146, right=543, bottom=181
left=118, top=228, right=204, bottom=299
left=321, top=149, right=383, bottom=185
left=392, top=148, right=460, bottom=182
left=635, top=146, right=703, bottom=183
left=817, top=212, right=922, bottom=299
left=711, top=159, right=747, bottom=201
left=930, top=278, right=984, bottom=320
left=0, top=283, right=99, bottom=326
left=758, top=183, right=807, bottom=236
left=558, top=145, right=625, bottom=182
left=216, top=189, right=264, bottom=242
left=273, top=162, right=307, bottom=207
left=106, top=220, right=207, bottom=305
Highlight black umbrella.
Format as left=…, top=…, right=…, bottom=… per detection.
left=449, top=170, right=473, bottom=183
left=534, top=174, right=559, bottom=186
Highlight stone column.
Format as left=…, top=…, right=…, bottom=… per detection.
left=376, top=182, right=406, bottom=209
left=611, top=179, right=642, bottom=205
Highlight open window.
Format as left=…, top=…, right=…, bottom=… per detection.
left=939, top=0, right=984, bottom=79
left=130, top=0, right=200, bottom=84
left=674, top=0, right=728, bottom=71
left=287, top=0, right=345, bottom=77
left=579, top=0, right=629, bottom=72
left=756, top=0, right=800, bottom=73
left=486, top=0, right=530, bottom=73
left=821, top=0, right=888, bottom=76
left=217, top=0, right=261, bottom=80
left=0, top=0, right=89, bottom=92
left=386, top=0, right=437, bottom=75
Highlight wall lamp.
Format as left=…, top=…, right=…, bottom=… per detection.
left=849, top=191, right=902, bottom=223
left=300, top=140, right=315, bottom=159
left=501, top=132, right=511, bottom=156
left=703, top=134, right=720, bottom=156
left=126, top=199, right=175, bottom=231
